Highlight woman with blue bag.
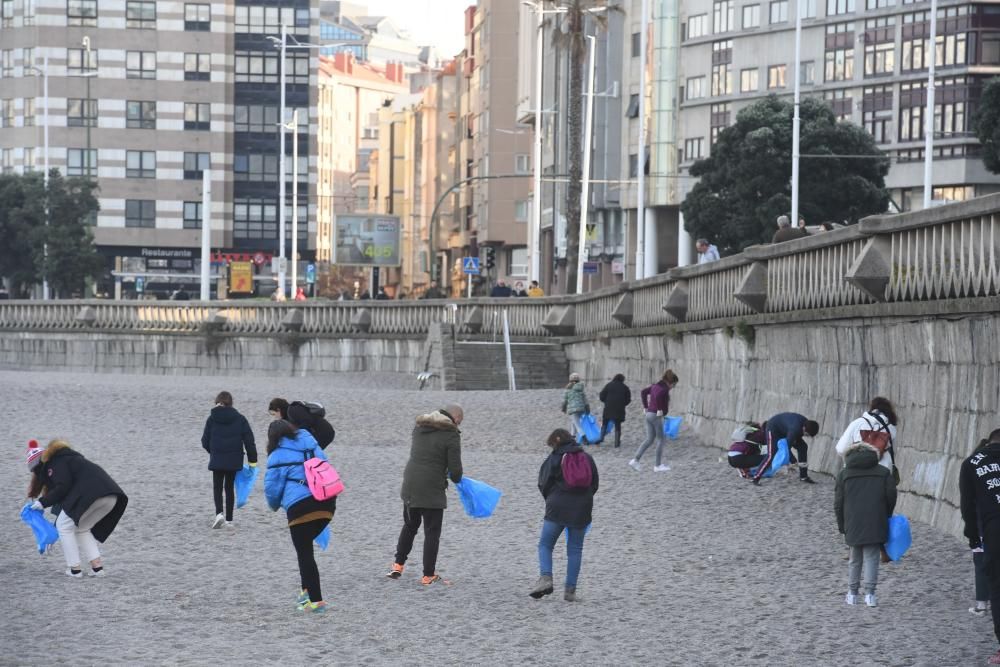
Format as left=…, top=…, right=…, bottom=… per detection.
left=264, top=420, right=336, bottom=614
left=529, top=429, right=599, bottom=602
left=561, top=373, right=591, bottom=443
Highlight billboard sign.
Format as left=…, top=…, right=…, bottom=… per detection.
left=229, top=261, right=254, bottom=295
left=334, top=215, right=401, bottom=267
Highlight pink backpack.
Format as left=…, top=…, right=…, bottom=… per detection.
left=561, top=451, right=593, bottom=488
left=304, top=450, right=344, bottom=500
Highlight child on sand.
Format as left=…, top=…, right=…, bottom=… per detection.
left=835, top=439, right=897, bottom=607
left=201, top=391, right=257, bottom=528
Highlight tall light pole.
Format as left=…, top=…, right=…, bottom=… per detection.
left=923, top=0, right=938, bottom=208
left=575, top=35, right=597, bottom=294
left=281, top=110, right=301, bottom=297
left=266, top=30, right=365, bottom=298
left=28, top=56, right=50, bottom=299
left=635, top=0, right=648, bottom=281
left=530, top=2, right=544, bottom=284
left=791, top=0, right=803, bottom=230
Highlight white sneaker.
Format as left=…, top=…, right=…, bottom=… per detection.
left=224, top=521, right=235, bottom=530
left=845, top=592, right=858, bottom=605
left=65, top=568, right=83, bottom=579
left=88, top=568, right=107, bottom=578
left=628, top=459, right=642, bottom=472
left=864, top=593, right=877, bottom=607
left=653, top=464, right=671, bottom=472
left=970, top=604, right=989, bottom=616
left=212, top=513, right=225, bottom=529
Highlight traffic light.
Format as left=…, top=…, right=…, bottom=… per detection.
left=485, top=247, right=496, bottom=271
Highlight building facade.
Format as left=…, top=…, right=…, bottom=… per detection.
left=0, top=0, right=319, bottom=298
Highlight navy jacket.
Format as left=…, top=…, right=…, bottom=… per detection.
left=538, top=442, right=599, bottom=528
left=201, top=406, right=257, bottom=472
left=765, top=412, right=809, bottom=449
left=599, top=379, right=632, bottom=422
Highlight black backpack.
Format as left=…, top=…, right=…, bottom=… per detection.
left=288, top=401, right=336, bottom=450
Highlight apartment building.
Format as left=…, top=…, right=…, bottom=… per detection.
left=0, top=0, right=319, bottom=297
left=677, top=0, right=1000, bottom=210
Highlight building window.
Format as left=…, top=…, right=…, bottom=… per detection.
left=826, top=0, right=854, bottom=15
left=67, top=48, right=97, bottom=76
left=66, top=98, right=97, bottom=127
left=235, top=6, right=309, bottom=34
left=126, top=101, right=156, bottom=129
left=740, top=67, right=759, bottom=92
left=743, top=4, right=761, bottom=28
left=713, top=0, right=735, bottom=32
left=234, top=197, right=279, bottom=240
left=514, top=200, right=529, bottom=222
left=1, top=98, right=11, bottom=128
left=185, top=3, right=210, bottom=30
left=626, top=93, right=640, bottom=117
left=866, top=0, right=892, bottom=8
left=67, top=148, right=97, bottom=177
left=1, top=50, right=11, bottom=78
left=1, top=149, right=11, bottom=174
left=126, top=51, right=156, bottom=79
left=933, top=186, right=974, bottom=202
left=710, top=103, right=731, bottom=144
left=126, top=1, right=156, bottom=28
left=184, top=53, right=211, bottom=81
left=284, top=52, right=310, bottom=85
left=235, top=104, right=278, bottom=133
left=184, top=102, right=210, bottom=131
left=23, top=97, right=35, bottom=126
left=628, top=153, right=638, bottom=178
left=235, top=154, right=279, bottom=182
left=862, top=85, right=893, bottom=143
left=686, top=14, right=708, bottom=39
left=711, top=40, right=733, bottom=96
left=234, top=51, right=280, bottom=83
left=183, top=152, right=210, bottom=180
left=767, top=64, right=787, bottom=88
left=686, top=76, right=706, bottom=100
left=899, top=80, right=926, bottom=141
left=935, top=76, right=969, bottom=139
left=23, top=147, right=34, bottom=172
left=183, top=202, right=202, bottom=229
left=22, top=48, right=35, bottom=75
left=800, top=61, right=815, bottom=84
left=126, top=150, right=156, bottom=178
left=631, top=32, right=641, bottom=57
left=983, top=33, right=1000, bottom=65
left=802, top=0, right=817, bottom=18
left=515, top=154, right=530, bottom=174
left=126, top=200, right=155, bottom=228
left=864, top=42, right=895, bottom=77
left=824, top=23, right=855, bottom=82
left=684, top=137, right=705, bottom=160
left=67, top=0, right=97, bottom=26
left=825, top=89, right=853, bottom=121
left=769, top=0, right=787, bottom=24
left=23, top=0, right=35, bottom=25
left=0, top=0, right=11, bottom=28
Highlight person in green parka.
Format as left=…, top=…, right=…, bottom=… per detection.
left=386, top=405, right=464, bottom=585
left=562, top=373, right=590, bottom=443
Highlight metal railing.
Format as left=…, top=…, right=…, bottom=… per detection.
left=2, top=195, right=999, bottom=337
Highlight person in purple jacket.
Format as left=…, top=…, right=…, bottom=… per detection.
left=628, top=370, right=679, bottom=472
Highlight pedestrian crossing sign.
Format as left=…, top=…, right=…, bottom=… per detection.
left=463, top=257, right=480, bottom=275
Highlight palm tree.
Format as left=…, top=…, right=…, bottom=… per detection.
left=550, top=0, right=614, bottom=294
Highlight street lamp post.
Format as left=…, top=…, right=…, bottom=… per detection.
left=280, top=110, right=301, bottom=297
left=27, top=56, right=50, bottom=299
left=575, top=35, right=597, bottom=294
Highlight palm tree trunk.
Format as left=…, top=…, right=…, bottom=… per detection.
left=564, top=0, right=584, bottom=295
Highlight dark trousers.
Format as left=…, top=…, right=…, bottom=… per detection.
left=601, top=418, right=622, bottom=447
left=394, top=505, right=444, bottom=577
left=212, top=470, right=237, bottom=520
left=984, top=528, right=1000, bottom=643
left=290, top=518, right=331, bottom=603
left=728, top=453, right=765, bottom=478
left=975, top=550, right=990, bottom=602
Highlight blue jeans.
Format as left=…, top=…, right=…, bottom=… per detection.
left=538, top=519, right=586, bottom=587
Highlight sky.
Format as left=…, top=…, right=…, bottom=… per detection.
left=364, top=0, right=473, bottom=57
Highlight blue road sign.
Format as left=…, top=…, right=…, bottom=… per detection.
left=463, top=257, right=481, bottom=275
left=583, top=261, right=599, bottom=274
left=306, top=263, right=316, bottom=284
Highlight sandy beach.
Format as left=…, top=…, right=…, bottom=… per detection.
left=0, top=370, right=990, bottom=666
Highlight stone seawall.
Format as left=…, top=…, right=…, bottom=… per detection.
left=564, top=311, right=1000, bottom=540
left=0, top=332, right=428, bottom=377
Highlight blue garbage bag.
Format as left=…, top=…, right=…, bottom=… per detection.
left=235, top=464, right=259, bottom=509
left=564, top=523, right=592, bottom=540
left=315, top=524, right=331, bottom=551
left=603, top=419, right=617, bottom=436
left=577, top=413, right=602, bottom=444
left=885, top=514, right=912, bottom=561
left=455, top=477, right=503, bottom=519
left=20, top=503, right=58, bottom=555
left=749, top=438, right=790, bottom=478
left=663, top=415, right=683, bottom=439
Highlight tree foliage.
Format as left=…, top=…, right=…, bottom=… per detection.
left=975, top=77, right=1000, bottom=175
left=681, top=95, right=891, bottom=255
left=0, top=170, right=102, bottom=297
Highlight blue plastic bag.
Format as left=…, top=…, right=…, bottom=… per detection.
left=750, top=438, right=790, bottom=478
left=885, top=514, right=912, bottom=561
left=20, top=503, right=58, bottom=555
left=314, top=524, right=331, bottom=551
left=603, top=419, right=617, bottom=436
left=577, top=413, right=602, bottom=444
left=663, top=415, right=683, bottom=439
left=455, top=477, right=503, bottom=519
left=235, top=464, right=259, bottom=509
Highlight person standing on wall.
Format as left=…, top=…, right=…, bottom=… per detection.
left=386, top=405, right=464, bottom=585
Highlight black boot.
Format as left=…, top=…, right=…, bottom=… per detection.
left=799, top=467, right=816, bottom=484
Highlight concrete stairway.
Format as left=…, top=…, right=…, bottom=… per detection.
left=451, top=341, right=568, bottom=390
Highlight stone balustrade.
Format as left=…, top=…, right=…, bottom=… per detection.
left=2, top=194, right=998, bottom=337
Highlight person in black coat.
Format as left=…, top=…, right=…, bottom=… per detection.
left=529, top=429, right=599, bottom=602
left=201, top=391, right=257, bottom=528
left=28, top=440, right=128, bottom=578
left=598, top=373, right=632, bottom=448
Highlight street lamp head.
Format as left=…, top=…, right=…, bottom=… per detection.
left=82, top=36, right=91, bottom=51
